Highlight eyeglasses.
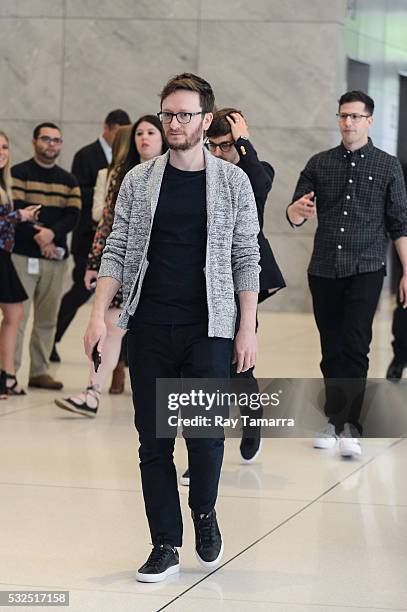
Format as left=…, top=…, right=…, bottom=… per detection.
left=157, top=111, right=203, bottom=124
left=37, top=136, right=63, bottom=145
left=206, top=140, right=234, bottom=153
left=336, top=113, right=371, bottom=123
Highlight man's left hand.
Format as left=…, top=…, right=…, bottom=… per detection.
left=226, top=112, right=250, bottom=142
left=232, top=327, right=257, bottom=373
left=399, top=273, right=407, bottom=308
left=33, top=225, right=55, bottom=249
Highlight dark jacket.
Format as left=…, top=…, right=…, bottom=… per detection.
left=235, top=138, right=285, bottom=302
left=71, top=139, right=108, bottom=257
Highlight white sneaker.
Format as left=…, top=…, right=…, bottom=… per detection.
left=313, top=423, right=338, bottom=449
left=339, top=423, right=362, bottom=458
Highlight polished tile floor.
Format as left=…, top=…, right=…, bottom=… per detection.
left=0, top=299, right=406, bottom=612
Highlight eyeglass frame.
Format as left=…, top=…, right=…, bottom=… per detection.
left=157, top=111, right=204, bottom=125
left=36, top=135, right=63, bottom=145
left=336, top=112, right=371, bottom=123
left=205, top=139, right=235, bottom=152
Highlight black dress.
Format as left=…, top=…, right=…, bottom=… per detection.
left=0, top=197, right=28, bottom=303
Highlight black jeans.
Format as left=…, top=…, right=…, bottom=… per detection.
left=391, top=297, right=407, bottom=363
left=308, top=270, right=384, bottom=434
left=54, top=255, right=92, bottom=343
left=127, top=320, right=233, bottom=547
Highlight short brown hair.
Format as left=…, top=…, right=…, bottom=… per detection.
left=206, top=107, right=243, bottom=138
left=160, top=73, right=215, bottom=114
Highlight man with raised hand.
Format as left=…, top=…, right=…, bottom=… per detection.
left=287, top=90, right=407, bottom=458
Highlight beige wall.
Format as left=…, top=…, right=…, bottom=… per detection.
left=1, top=0, right=347, bottom=311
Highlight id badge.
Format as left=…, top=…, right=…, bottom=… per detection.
left=27, top=258, right=40, bottom=275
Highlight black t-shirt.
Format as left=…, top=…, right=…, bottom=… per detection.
left=133, top=163, right=208, bottom=324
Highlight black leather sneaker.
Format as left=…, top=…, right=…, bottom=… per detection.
left=240, top=425, right=262, bottom=463
left=386, top=357, right=406, bottom=382
left=136, top=544, right=180, bottom=583
left=192, top=509, right=223, bottom=568
left=180, top=468, right=190, bottom=486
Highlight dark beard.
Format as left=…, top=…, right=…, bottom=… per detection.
left=167, top=119, right=203, bottom=151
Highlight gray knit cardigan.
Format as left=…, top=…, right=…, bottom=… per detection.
left=98, top=148, right=260, bottom=338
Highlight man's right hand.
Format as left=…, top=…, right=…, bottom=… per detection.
left=41, top=243, right=57, bottom=259
left=287, top=191, right=316, bottom=225
left=84, top=316, right=107, bottom=360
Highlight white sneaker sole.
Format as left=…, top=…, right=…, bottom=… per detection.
left=179, top=473, right=190, bottom=487
left=240, top=440, right=262, bottom=464
left=54, top=398, right=96, bottom=418
left=195, top=539, right=224, bottom=569
left=136, top=562, right=180, bottom=583
left=339, top=441, right=362, bottom=458
left=313, top=437, right=337, bottom=449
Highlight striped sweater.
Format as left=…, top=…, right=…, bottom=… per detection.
left=11, top=158, right=81, bottom=259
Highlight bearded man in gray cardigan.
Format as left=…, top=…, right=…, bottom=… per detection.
left=84, top=73, right=260, bottom=583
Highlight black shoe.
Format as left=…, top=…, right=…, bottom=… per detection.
left=386, top=357, right=406, bottom=382
left=240, top=426, right=262, bottom=463
left=180, top=468, right=190, bottom=486
left=50, top=345, right=61, bottom=363
left=136, top=544, right=179, bottom=583
left=54, top=386, right=99, bottom=417
left=192, top=509, right=223, bottom=568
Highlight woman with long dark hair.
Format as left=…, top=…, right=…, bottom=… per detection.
left=55, top=116, right=167, bottom=415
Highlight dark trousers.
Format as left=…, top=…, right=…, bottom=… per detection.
left=127, top=320, right=233, bottom=547
left=55, top=255, right=92, bottom=343
left=308, top=270, right=384, bottom=433
left=391, top=297, right=407, bottom=363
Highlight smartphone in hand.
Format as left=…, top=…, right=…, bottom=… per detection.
left=92, top=344, right=101, bottom=372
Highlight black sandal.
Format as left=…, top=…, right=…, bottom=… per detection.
left=54, top=385, right=100, bottom=417
left=0, top=371, right=8, bottom=399
left=2, top=372, right=27, bottom=396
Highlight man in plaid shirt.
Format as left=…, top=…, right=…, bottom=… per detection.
left=287, top=90, right=407, bottom=458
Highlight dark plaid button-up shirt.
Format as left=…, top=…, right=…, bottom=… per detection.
left=290, top=138, right=407, bottom=278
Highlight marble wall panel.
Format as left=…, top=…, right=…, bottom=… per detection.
left=0, top=0, right=63, bottom=18
left=66, top=0, right=199, bottom=20
left=59, top=122, right=102, bottom=171
left=0, top=18, right=63, bottom=121
left=62, top=19, right=199, bottom=123
left=246, top=127, right=339, bottom=236
left=200, top=0, right=344, bottom=23
left=198, top=21, right=339, bottom=129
